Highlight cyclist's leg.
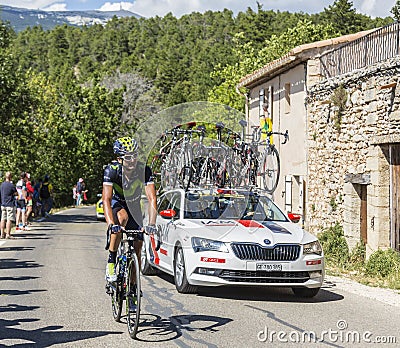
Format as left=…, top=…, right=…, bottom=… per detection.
left=106, top=203, right=127, bottom=281
left=109, top=203, right=128, bottom=251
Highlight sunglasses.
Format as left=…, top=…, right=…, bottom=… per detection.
left=123, top=154, right=138, bottom=162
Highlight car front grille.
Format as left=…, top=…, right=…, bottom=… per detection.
left=218, top=270, right=309, bottom=283
left=231, top=243, right=300, bottom=261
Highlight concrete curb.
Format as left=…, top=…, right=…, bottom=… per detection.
left=325, top=275, right=400, bottom=307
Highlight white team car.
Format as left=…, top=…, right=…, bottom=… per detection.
left=141, top=188, right=324, bottom=298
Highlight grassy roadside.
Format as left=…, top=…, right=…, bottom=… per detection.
left=319, top=223, right=400, bottom=292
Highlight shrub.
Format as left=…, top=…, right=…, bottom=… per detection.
left=348, top=241, right=366, bottom=271
left=318, top=223, right=349, bottom=267
left=365, top=249, right=400, bottom=278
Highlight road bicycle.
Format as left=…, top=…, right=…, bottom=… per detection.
left=229, top=120, right=288, bottom=193
left=159, top=123, right=200, bottom=191
left=105, top=229, right=144, bottom=339
left=191, top=123, right=224, bottom=188
left=191, top=123, right=239, bottom=188
left=253, top=126, right=289, bottom=194
left=229, top=119, right=259, bottom=188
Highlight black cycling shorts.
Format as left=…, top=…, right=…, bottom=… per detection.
left=112, top=201, right=143, bottom=241
left=16, top=199, right=26, bottom=210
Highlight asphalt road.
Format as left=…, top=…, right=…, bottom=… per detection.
left=0, top=206, right=399, bottom=347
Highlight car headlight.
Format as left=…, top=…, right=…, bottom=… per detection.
left=303, top=240, right=323, bottom=255
left=192, top=237, right=229, bottom=253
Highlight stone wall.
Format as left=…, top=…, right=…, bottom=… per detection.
left=306, top=56, right=400, bottom=252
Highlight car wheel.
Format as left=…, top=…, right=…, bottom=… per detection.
left=292, top=287, right=320, bottom=298
left=141, top=244, right=158, bottom=276
left=174, top=246, right=197, bottom=294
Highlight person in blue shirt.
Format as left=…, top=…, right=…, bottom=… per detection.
left=0, top=172, right=17, bottom=239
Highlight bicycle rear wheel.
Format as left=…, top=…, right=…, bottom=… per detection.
left=261, top=146, right=280, bottom=194
left=126, top=253, right=141, bottom=339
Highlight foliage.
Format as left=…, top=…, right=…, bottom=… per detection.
left=365, top=249, right=400, bottom=278
left=319, top=223, right=400, bottom=289
left=0, top=5, right=393, bottom=202
left=331, top=84, right=348, bottom=131
left=208, top=20, right=339, bottom=111
left=391, top=0, right=400, bottom=21
left=348, top=241, right=366, bottom=271
left=318, top=223, right=349, bottom=267
left=313, top=0, right=393, bottom=35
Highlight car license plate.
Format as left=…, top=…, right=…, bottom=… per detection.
left=256, top=263, right=282, bottom=271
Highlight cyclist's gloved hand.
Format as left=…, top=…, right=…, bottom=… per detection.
left=111, top=224, right=122, bottom=233
left=145, top=225, right=157, bottom=235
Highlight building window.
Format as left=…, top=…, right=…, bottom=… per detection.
left=284, top=83, right=291, bottom=114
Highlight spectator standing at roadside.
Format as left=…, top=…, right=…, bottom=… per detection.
left=15, top=172, right=28, bottom=231
left=72, top=184, right=77, bottom=205
left=25, top=173, right=34, bottom=226
left=40, top=175, right=53, bottom=217
left=33, top=178, right=42, bottom=218
left=0, top=171, right=17, bottom=239
left=82, top=179, right=88, bottom=204
left=76, top=178, right=84, bottom=206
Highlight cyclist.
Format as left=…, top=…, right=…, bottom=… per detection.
left=102, top=137, right=157, bottom=307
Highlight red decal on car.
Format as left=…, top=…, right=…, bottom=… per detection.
left=306, top=260, right=322, bottom=265
left=159, top=248, right=168, bottom=256
left=200, top=257, right=226, bottom=263
left=237, top=220, right=264, bottom=228
left=150, top=234, right=160, bottom=265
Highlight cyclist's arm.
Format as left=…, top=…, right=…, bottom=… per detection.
left=145, top=183, right=157, bottom=226
left=102, top=183, right=114, bottom=226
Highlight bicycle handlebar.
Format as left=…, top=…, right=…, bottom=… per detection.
left=259, top=129, right=289, bottom=144
left=123, top=228, right=161, bottom=251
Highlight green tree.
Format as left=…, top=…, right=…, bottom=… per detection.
left=208, top=20, right=338, bottom=111
left=391, top=0, right=400, bottom=21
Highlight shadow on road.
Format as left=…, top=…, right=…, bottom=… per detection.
left=0, top=304, right=123, bottom=347
left=49, top=213, right=99, bottom=224
left=0, top=258, right=43, bottom=270
left=11, top=232, right=52, bottom=240
left=0, top=247, right=35, bottom=252
left=0, top=289, right=47, bottom=296
left=196, top=286, right=343, bottom=303
left=0, top=304, right=40, bottom=313
left=0, top=289, right=46, bottom=296
left=0, top=276, right=40, bottom=282
left=154, top=273, right=343, bottom=303
left=135, top=313, right=232, bottom=342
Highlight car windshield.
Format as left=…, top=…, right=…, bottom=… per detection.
left=184, top=191, right=288, bottom=222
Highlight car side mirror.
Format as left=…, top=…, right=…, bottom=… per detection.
left=288, top=213, right=301, bottom=223
left=160, top=209, right=177, bottom=219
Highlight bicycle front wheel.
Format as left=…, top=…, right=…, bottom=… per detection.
left=110, top=256, right=123, bottom=322
left=261, top=146, right=280, bottom=194
left=126, top=253, right=141, bottom=339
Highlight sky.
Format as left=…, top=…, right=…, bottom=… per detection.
left=0, top=0, right=396, bottom=19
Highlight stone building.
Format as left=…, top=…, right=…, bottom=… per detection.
left=237, top=22, right=400, bottom=255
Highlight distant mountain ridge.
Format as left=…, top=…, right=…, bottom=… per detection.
left=0, top=5, right=142, bottom=32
